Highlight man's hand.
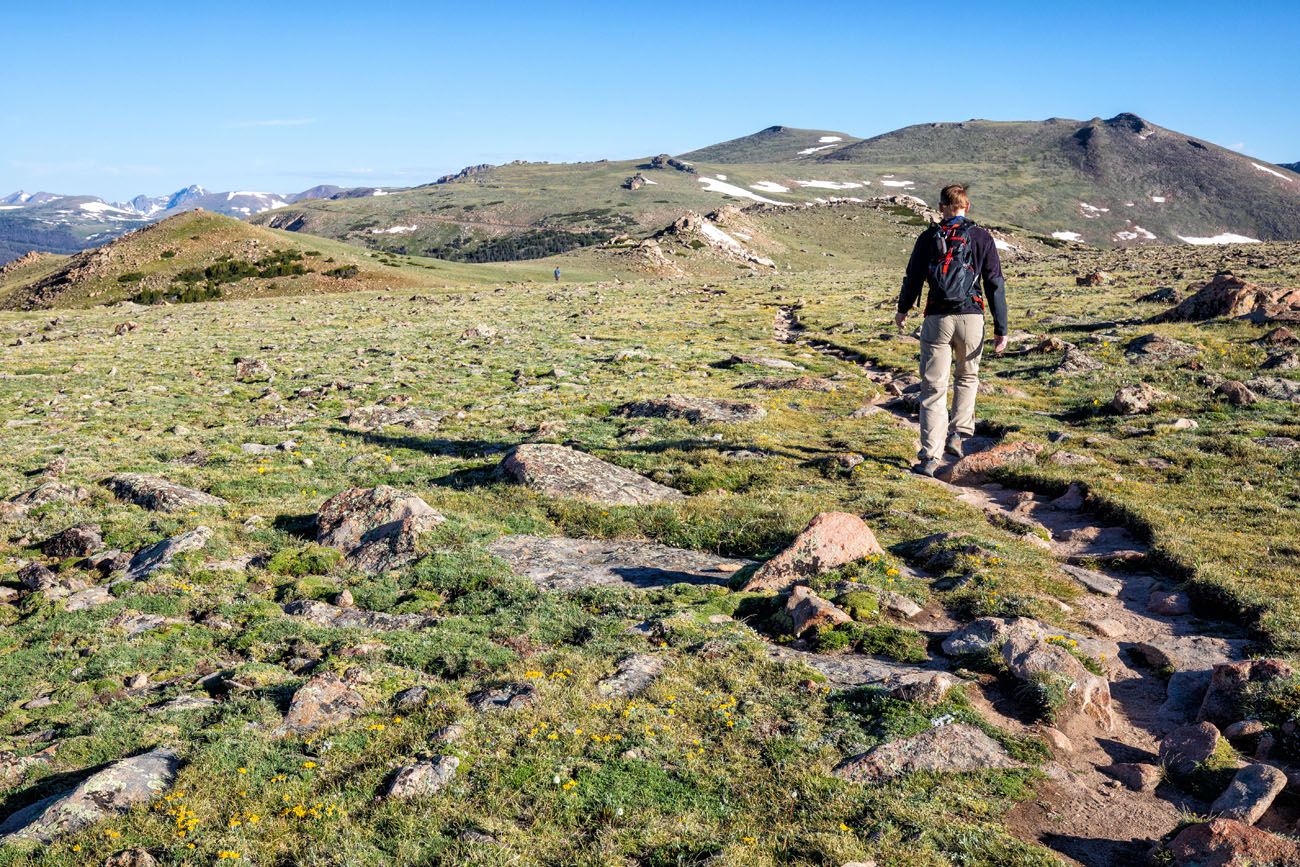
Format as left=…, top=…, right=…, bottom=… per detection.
left=894, top=311, right=907, bottom=331
left=993, top=334, right=1009, bottom=355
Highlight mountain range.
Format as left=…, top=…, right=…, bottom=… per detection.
left=3, top=113, right=1299, bottom=266
left=0, top=184, right=386, bottom=264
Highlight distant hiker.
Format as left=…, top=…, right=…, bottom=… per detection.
left=894, top=184, right=1009, bottom=477
left=554, top=267, right=562, bottom=283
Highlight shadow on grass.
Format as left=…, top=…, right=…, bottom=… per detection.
left=330, top=426, right=517, bottom=459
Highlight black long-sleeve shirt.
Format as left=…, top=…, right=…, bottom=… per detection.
left=897, top=219, right=1009, bottom=336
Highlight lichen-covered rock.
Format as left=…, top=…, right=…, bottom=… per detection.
left=488, top=535, right=750, bottom=592
left=275, top=673, right=365, bottom=737
left=1110, top=383, right=1173, bottom=415
left=0, top=748, right=179, bottom=844
left=282, top=599, right=437, bottom=631
left=617, top=395, right=767, bottom=425
left=343, top=404, right=445, bottom=433
left=833, top=724, right=1020, bottom=783
left=103, top=474, right=226, bottom=511
left=467, top=683, right=538, bottom=714
left=736, top=376, right=837, bottom=392
left=1155, top=271, right=1300, bottom=324
left=743, top=512, right=884, bottom=592
left=121, top=526, right=212, bottom=581
left=38, top=523, right=102, bottom=558
left=501, top=444, right=684, bottom=506
left=316, top=485, right=443, bottom=573
left=381, top=756, right=459, bottom=800
left=597, top=654, right=666, bottom=698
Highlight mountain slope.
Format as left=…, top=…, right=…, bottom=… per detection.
left=815, top=113, right=1300, bottom=244
left=1282, top=161, right=1300, bottom=173
left=678, top=126, right=859, bottom=163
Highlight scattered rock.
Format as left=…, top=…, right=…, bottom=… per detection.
left=879, top=670, right=961, bottom=705
left=121, top=526, right=213, bottom=581
left=282, top=600, right=437, bottom=631
left=467, top=683, right=538, bottom=714
left=103, top=849, right=157, bottom=867
left=500, top=444, right=685, bottom=506
left=1061, top=563, right=1121, bottom=596
left=1160, top=721, right=1221, bottom=775
left=1077, top=271, right=1111, bottom=286
left=939, top=441, right=1043, bottom=484
left=103, top=474, right=225, bottom=511
left=1199, top=659, right=1294, bottom=728
left=342, top=405, right=445, bottom=433
left=737, top=375, right=837, bottom=392
left=1110, top=383, right=1173, bottom=415
left=832, top=723, right=1020, bottom=783
left=1211, top=763, right=1288, bottom=825
left=275, top=673, right=365, bottom=737
left=1104, top=762, right=1162, bottom=792
left=1147, top=590, right=1192, bottom=616
left=1155, top=271, right=1300, bottom=324
left=1002, top=633, right=1113, bottom=730
left=617, top=395, right=767, bottom=425
left=1245, top=376, right=1300, bottom=403
left=743, top=512, right=884, bottom=592
left=38, top=523, right=102, bottom=558
left=1056, top=345, right=1104, bottom=373
left=597, top=654, right=666, bottom=698
left=1126, top=333, right=1198, bottom=362
left=786, top=586, right=852, bottom=635
left=392, top=686, right=429, bottom=709
left=381, top=756, right=460, bottom=800
left=0, top=748, right=179, bottom=844
left=1166, top=818, right=1300, bottom=867
left=723, top=354, right=801, bottom=370
left=316, top=485, right=444, bottom=573
left=1254, top=436, right=1300, bottom=451
left=488, top=535, right=751, bottom=592
left=235, top=357, right=274, bottom=381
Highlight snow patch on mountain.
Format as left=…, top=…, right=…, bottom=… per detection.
left=1177, top=232, right=1261, bottom=245
left=370, top=225, right=419, bottom=235
left=1051, top=231, right=1084, bottom=242
left=750, top=181, right=790, bottom=193
left=696, top=176, right=789, bottom=206
left=1252, top=162, right=1292, bottom=182
left=797, top=145, right=838, bottom=155
left=796, top=180, right=862, bottom=190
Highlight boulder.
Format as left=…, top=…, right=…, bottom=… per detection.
left=617, top=395, right=767, bottom=424
left=742, top=512, right=885, bottom=592
left=785, top=586, right=852, bottom=635
left=1155, top=271, right=1300, bottom=324
left=1126, top=333, right=1199, bottom=362
left=1002, top=633, right=1113, bottom=730
left=1056, top=345, right=1104, bottom=373
left=121, top=526, right=212, bottom=581
left=1061, top=563, right=1121, bottom=596
left=467, top=683, right=538, bottom=714
left=832, top=723, right=1020, bottom=783
left=316, top=485, right=444, bottom=573
left=500, top=444, right=685, bottom=506
left=878, top=670, right=961, bottom=705
left=1110, top=383, right=1173, bottom=415
left=1103, top=762, right=1162, bottom=792
left=9, top=481, right=89, bottom=509
left=1160, top=721, right=1221, bottom=775
left=1199, top=659, right=1294, bottom=728
left=939, top=441, right=1043, bottom=485
left=282, top=600, right=437, bottom=632
left=275, top=673, right=365, bottom=737
left=1210, top=763, right=1288, bottom=825
left=0, top=748, right=179, bottom=844
left=38, top=523, right=102, bottom=558
left=1166, top=818, right=1300, bottom=867
left=597, top=654, right=666, bottom=698
left=381, top=756, right=460, bottom=800
left=1147, top=590, right=1192, bottom=616
left=103, top=474, right=225, bottom=511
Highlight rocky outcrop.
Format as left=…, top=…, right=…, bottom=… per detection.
left=617, top=395, right=766, bottom=425
left=743, top=512, right=885, bottom=592
left=1165, top=818, right=1300, bottom=867
left=275, top=673, right=365, bottom=737
left=121, top=526, right=213, bottom=581
left=316, top=486, right=443, bottom=573
left=488, top=535, right=750, bottom=592
left=832, top=724, right=1020, bottom=783
left=1155, top=271, right=1300, bottom=324
left=500, top=444, right=685, bottom=506
left=103, top=474, right=226, bottom=512
left=0, top=748, right=179, bottom=844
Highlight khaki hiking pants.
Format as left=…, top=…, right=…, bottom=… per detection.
left=918, top=313, right=985, bottom=461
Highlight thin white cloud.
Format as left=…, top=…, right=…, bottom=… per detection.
left=226, top=118, right=317, bottom=129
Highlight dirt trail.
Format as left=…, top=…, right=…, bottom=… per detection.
left=778, top=312, right=1263, bottom=864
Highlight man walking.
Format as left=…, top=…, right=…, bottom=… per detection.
left=894, top=184, right=1008, bottom=477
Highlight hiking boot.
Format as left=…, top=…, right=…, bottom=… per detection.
left=945, top=432, right=965, bottom=457
left=911, top=459, right=942, bottom=478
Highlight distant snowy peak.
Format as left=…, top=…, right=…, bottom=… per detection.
left=1, top=190, right=63, bottom=206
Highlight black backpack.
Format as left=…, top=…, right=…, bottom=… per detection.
left=926, top=219, right=981, bottom=307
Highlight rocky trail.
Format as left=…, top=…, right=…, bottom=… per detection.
left=772, top=308, right=1298, bottom=864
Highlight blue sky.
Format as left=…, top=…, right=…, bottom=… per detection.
left=4, top=0, right=1294, bottom=200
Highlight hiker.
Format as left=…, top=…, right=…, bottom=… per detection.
left=554, top=267, right=561, bottom=283
left=894, top=184, right=1009, bottom=477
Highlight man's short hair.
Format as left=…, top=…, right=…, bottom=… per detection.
left=940, top=184, right=970, bottom=210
